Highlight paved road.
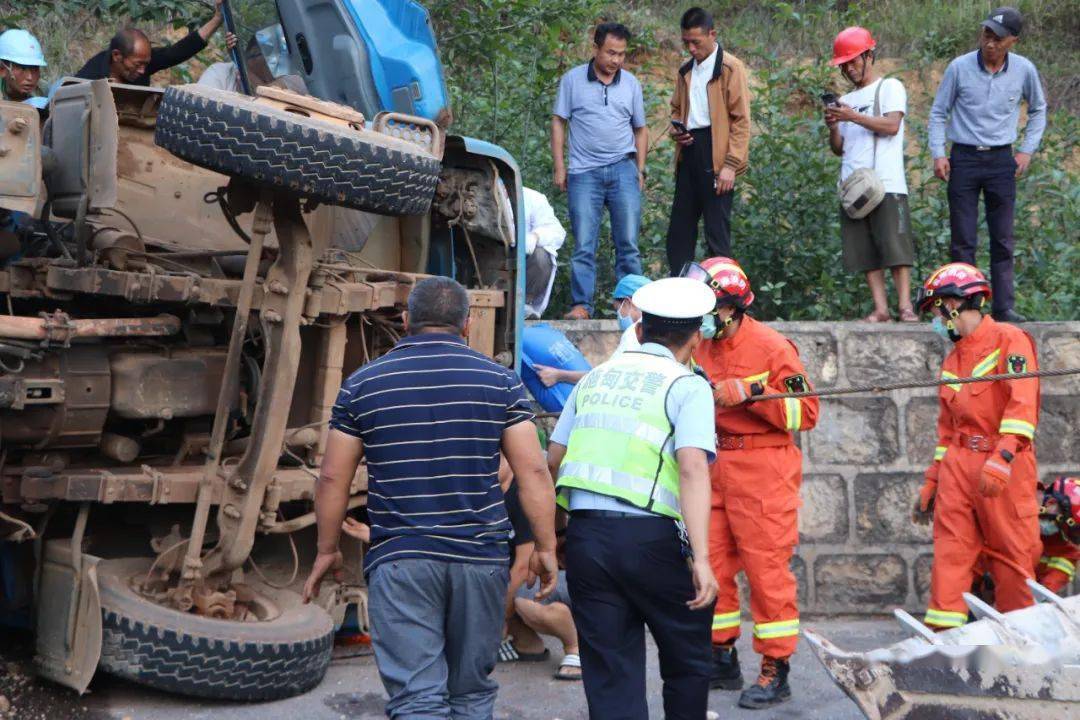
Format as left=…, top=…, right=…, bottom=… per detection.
left=79, top=619, right=903, bottom=719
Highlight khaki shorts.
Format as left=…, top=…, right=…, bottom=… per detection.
left=840, top=193, right=914, bottom=273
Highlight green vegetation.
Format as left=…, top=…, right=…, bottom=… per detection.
left=6, top=0, right=1077, bottom=319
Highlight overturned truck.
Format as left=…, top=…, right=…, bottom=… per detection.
left=0, top=0, right=525, bottom=701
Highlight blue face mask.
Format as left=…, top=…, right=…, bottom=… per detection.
left=931, top=315, right=953, bottom=341
left=617, top=309, right=634, bottom=332
left=701, top=313, right=718, bottom=339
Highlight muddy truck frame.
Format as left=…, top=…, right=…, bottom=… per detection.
left=0, top=0, right=526, bottom=700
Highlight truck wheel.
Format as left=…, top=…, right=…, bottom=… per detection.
left=96, top=557, right=333, bottom=701
left=154, top=84, right=440, bottom=216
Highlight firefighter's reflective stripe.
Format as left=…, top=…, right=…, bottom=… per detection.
left=712, top=610, right=741, bottom=630
left=753, top=618, right=800, bottom=639
left=783, top=397, right=802, bottom=432
left=743, top=371, right=769, bottom=385
left=972, top=349, right=1002, bottom=378
left=924, top=608, right=967, bottom=628
left=934, top=445, right=948, bottom=461
left=941, top=370, right=962, bottom=392
left=999, top=418, right=1036, bottom=440
left=1041, top=556, right=1076, bottom=578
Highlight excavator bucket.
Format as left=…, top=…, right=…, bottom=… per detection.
left=805, top=582, right=1080, bottom=720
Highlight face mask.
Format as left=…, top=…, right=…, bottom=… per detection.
left=700, top=313, right=718, bottom=339
left=617, top=309, right=634, bottom=332
left=1039, top=518, right=1059, bottom=537
left=931, top=316, right=954, bottom=341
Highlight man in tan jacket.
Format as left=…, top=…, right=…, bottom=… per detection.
left=666, top=7, right=751, bottom=274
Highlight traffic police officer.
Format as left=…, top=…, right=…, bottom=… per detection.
left=547, top=277, right=720, bottom=720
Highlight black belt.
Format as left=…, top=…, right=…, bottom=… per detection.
left=570, top=509, right=659, bottom=519
left=952, top=143, right=1011, bottom=152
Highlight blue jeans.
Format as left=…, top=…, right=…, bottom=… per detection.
left=567, top=157, right=642, bottom=312
left=368, top=559, right=509, bottom=720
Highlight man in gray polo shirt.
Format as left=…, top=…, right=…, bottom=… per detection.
left=928, top=6, right=1047, bottom=323
left=552, top=22, right=647, bottom=320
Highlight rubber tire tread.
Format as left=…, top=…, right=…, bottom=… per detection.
left=96, top=560, right=333, bottom=701
left=154, top=84, right=439, bottom=216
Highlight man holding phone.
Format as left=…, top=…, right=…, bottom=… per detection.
left=665, top=7, right=751, bottom=275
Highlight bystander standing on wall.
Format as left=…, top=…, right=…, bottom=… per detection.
left=665, top=7, right=751, bottom=275
left=522, top=186, right=567, bottom=319
left=303, top=277, right=558, bottom=719
left=928, top=6, right=1047, bottom=323
left=552, top=22, right=647, bottom=320
left=825, top=26, right=916, bottom=323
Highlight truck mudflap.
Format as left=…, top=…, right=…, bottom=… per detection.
left=33, top=507, right=102, bottom=694
left=805, top=581, right=1080, bottom=720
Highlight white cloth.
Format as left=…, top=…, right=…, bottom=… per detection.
left=612, top=321, right=641, bottom=356
left=687, top=45, right=718, bottom=130
left=522, top=187, right=566, bottom=318
left=197, top=62, right=242, bottom=93
left=838, top=77, right=908, bottom=195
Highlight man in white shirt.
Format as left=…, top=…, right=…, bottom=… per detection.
left=523, top=187, right=567, bottom=319
left=825, top=26, right=915, bottom=323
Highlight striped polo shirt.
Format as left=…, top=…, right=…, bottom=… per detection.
left=330, top=332, right=534, bottom=575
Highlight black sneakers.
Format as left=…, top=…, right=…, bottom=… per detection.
left=709, top=643, right=743, bottom=690
left=737, top=656, right=791, bottom=709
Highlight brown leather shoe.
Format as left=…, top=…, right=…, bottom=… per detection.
left=563, top=305, right=590, bottom=320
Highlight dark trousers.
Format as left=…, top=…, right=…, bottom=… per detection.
left=666, top=127, right=733, bottom=275
left=947, top=144, right=1017, bottom=313
left=565, top=514, right=714, bottom=720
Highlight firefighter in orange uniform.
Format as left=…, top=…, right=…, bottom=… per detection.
left=912, top=262, right=1040, bottom=629
left=1035, top=476, right=1080, bottom=593
left=684, top=258, right=818, bottom=709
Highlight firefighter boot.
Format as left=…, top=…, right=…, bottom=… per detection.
left=737, top=656, right=791, bottom=709
left=709, top=642, right=743, bottom=690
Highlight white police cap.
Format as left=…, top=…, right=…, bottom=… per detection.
left=632, top=277, right=716, bottom=325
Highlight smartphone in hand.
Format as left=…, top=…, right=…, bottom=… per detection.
left=671, top=119, right=689, bottom=135
left=820, top=92, right=838, bottom=107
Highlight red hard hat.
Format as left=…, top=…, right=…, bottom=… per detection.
left=831, top=26, right=876, bottom=66
left=681, top=257, right=755, bottom=311
left=1039, top=476, right=1080, bottom=545
left=916, top=262, right=992, bottom=312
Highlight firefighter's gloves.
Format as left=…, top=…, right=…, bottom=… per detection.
left=979, top=435, right=1021, bottom=498
left=912, top=465, right=938, bottom=525
left=714, top=379, right=753, bottom=407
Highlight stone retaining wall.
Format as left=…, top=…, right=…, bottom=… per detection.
left=538, top=320, right=1080, bottom=615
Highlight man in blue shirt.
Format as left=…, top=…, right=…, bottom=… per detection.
left=304, top=277, right=557, bottom=719
left=552, top=22, right=647, bottom=320
left=928, top=6, right=1047, bottom=323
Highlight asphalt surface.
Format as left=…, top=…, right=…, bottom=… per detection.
left=28, top=618, right=904, bottom=720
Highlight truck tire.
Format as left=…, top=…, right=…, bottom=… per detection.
left=154, top=84, right=440, bottom=216
left=96, top=557, right=333, bottom=701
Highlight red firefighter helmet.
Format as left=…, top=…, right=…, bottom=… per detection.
left=1039, top=476, right=1080, bottom=545
left=831, top=26, right=876, bottom=66
left=681, top=257, right=755, bottom=310
left=916, top=262, right=992, bottom=313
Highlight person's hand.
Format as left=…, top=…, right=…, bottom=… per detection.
left=553, top=164, right=567, bottom=192
left=823, top=107, right=839, bottom=129
left=715, top=166, right=736, bottom=194
left=1014, top=152, right=1032, bottom=177
left=302, top=549, right=344, bottom=603
left=341, top=517, right=371, bottom=543
left=224, top=31, right=238, bottom=50
left=214, top=0, right=225, bottom=17
left=713, top=378, right=751, bottom=407
left=687, top=559, right=718, bottom=610
left=669, top=125, right=694, bottom=147
left=533, top=364, right=562, bottom=388
left=824, top=101, right=857, bottom=124
left=979, top=454, right=1012, bottom=498
left=527, top=548, right=558, bottom=600
left=934, top=157, right=951, bottom=182
left=912, top=474, right=937, bottom=525
left=638, top=168, right=646, bottom=191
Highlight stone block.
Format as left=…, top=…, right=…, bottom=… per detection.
left=1036, top=396, right=1080, bottom=464
left=814, top=554, right=908, bottom=609
left=914, top=553, right=934, bottom=606
left=905, top=396, right=940, bottom=466
left=1039, top=331, right=1080, bottom=394
left=809, top=398, right=899, bottom=465
left=854, top=473, right=931, bottom=543
left=784, top=331, right=839, bottom=387
left=549, top=320, right=620, bottom=367
left=799, top=474, right=849, bottom=544
left=843, top=331, right=944, bottom=385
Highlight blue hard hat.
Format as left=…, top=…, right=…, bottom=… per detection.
left=613, top=274, right=651, bottom=300
left=0, top=29, right=47, bottom=67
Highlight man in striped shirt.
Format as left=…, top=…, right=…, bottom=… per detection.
left=304, top=277, right=557, bottom=719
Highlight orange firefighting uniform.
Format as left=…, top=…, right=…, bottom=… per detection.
left=1036, top=534, right=1079, bottom=593
left=694, top=315, right=819, bottom=659
left=925, top=316, right=1040, bottom=629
